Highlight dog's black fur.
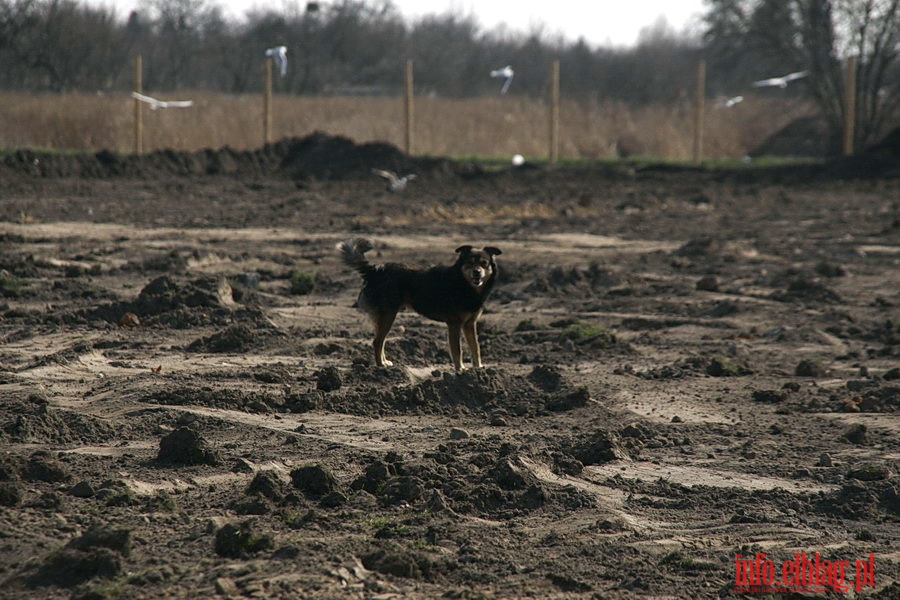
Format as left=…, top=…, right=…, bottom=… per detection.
left=338, top=238, right=501, bottom=370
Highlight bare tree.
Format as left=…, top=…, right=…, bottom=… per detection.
left=0, top=0, right=125, bottom=91
left=704, top=0, right=900, bottom=151
left=0, top=0, right=716, bottom=109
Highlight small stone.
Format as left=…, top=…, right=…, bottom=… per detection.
left=214, top=576, right=239, bottom=596
left=818, top=453, right=833, bottom=467
left=841, top=423, right=868, bottom=445
left=795, top=359, right=827, bottom=377
left=696, top=275, right=720, bottom=292
left=69, top=480, right=95, bottom=498
left=449, top=427, right=470, bottom=440
left=118, top=312, right=141, bottom=327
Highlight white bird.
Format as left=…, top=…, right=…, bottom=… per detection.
left=752, top=70, right=808, bottom=88
left=372, top=169, right=416, bottom=192
left=265, top=46, right=288, bottom=77
left=716, top=95, right=744, bottom=108
left=490, top=65, right=514, bottom=94
left=131, top=91, right=193, bottom=110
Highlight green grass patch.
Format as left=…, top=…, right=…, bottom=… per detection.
left=564, top=321, right=609, bottom=341
left=289, top=269, right=315, bottom=295
left=0, top=271, right=25, bottom=298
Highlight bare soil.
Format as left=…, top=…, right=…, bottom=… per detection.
left=1, top=135, right=898, bottom=599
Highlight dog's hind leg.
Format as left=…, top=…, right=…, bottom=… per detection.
left=462, top=318, right=482, bottom=368
left=372, top=313, right=397, bottom=367
left=447, top=322, right=465, bottom=370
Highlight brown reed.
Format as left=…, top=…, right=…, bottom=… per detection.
left=0, top=91, right=813, bottom=160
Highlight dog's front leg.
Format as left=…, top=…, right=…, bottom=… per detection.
left=373, top=313, right=397, bottom=367
left=462, top=319, right=482, bottom=368
left=447, top=323, right=465, bottom=370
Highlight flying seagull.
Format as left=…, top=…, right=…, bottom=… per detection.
left=131, top=91, right=193, bottom=110
left=265, top=46, right=288, bottom=77
left=752, top=70, right=808, bottom=88
left=372, top=169, right=416, bottom=192
left=490, top=65, right=514, bottom=94
left=716, top=95, right=744, bottom=108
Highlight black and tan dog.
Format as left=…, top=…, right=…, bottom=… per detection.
left=338, top=238, right=501, bottom=370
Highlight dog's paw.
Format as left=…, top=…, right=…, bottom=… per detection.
left=379, top=360, right=394, bottom=367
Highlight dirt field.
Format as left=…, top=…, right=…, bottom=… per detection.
left=1, top=135, right=898, bottom=599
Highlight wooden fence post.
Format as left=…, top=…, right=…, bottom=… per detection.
left=404, top=59, right=414, bottom=155
left=263, top=57, right=273, bottom=145
left=843, top=55, right=857, bottom=156
left=133, top=55, right=142, bottom=154
left=549, top=60, right=560, bottom=164
left=692, top=59, right=706, bottom=165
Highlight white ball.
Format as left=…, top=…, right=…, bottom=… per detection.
left=512, top=154, right=524, bottom=166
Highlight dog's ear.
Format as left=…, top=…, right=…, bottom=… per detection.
left=483, top=246, right=502, bottom=256
left=455, top=245, right=473, bottom=255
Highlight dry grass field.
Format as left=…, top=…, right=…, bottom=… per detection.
left=0, top=91, right=813, bottom=160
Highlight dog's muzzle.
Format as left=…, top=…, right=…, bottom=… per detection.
left=470, top=267, right=487, bottom=287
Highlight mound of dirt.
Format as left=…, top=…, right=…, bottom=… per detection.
left=294, top=365, right=592, bottom=418
left=830, top=126, right=900, bottom=178
left=866, top=126, right=900, bottom=158
left=750, top=120, right=900, bottom=178
left=2, top=393, right=116, bottom=445
left=353, top=443, right=595, bottom=519
left=750, top=116, right=838, bottom=158
left=277, top=132, right=408, bottom=179
left=0, top=132, right=460, bottom=181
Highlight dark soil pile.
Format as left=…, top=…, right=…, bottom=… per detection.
left=0, top=131, right=456, bottom=181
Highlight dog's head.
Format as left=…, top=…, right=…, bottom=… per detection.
left=455, top=245, right=502, bottom=290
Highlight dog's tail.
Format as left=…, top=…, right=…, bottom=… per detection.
left=337, top=237, right=375, bottom=276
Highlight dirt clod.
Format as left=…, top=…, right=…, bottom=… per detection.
left=290, top=464, right=342, bottom=499
left=214, top=521, right=274, bottom=558
left=157, top=427, right=221, bottom=465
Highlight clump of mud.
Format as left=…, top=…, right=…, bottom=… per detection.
left=2, top=392, right=115, bottom=444
left=157, top=426, right=221, bottom=466
left=84, top=275, right=239, bottom=327
left=351, top=442, right=595, bottom=519
left=27, top=525, right=131, bottom=588
left=524, top=263, right=628, bottom=297
left=214, top=521, right=274, bottom=558
left=187, top=324, right=258, bottom=353
left=298, top=365, right=592, bottom=418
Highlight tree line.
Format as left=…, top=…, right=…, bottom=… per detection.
left=0, top=0, right=897, bottom=149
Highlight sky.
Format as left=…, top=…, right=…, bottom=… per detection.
left=90, top=0, right=707, bottom=48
